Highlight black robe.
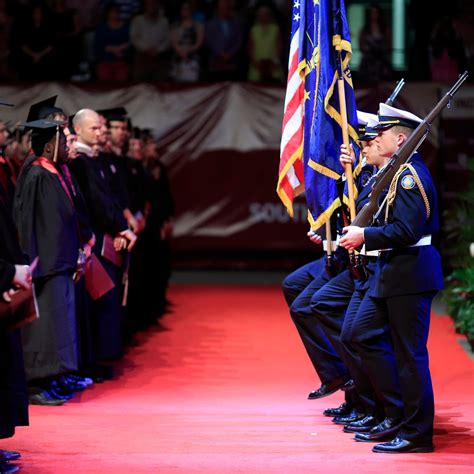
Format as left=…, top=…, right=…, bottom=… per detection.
left=70, top=152, right=128, bottom=248
left=143, top=160, right=174, bottom=317
left=14, top=156, right=80, bottom=380
left=59, top=163, right=95, bottom=369
left=0, top=184, right=29, bottom=439
left=69, top=152, right=128, bottom=360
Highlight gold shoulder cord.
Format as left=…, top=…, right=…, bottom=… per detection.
left=385, top=163, right=431, bottom=223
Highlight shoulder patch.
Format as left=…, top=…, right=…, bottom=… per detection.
left=401, top=174, right=415, bottom=190
left=360, top=170, right=372, bottom=187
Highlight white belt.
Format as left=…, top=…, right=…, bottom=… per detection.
left=410, top=235, right=432, bottom=247
left=379, top=235, right=432, bottom=252
left=323, top=240, right=339, bottom=251
left=358, top=245, right=379, bottom=257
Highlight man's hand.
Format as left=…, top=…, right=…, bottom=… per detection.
left=13, top=265, right=32, bottom=290
left=2, top=288, right=17, bottom=303
left=113, top=236, right=127, bottom=251
left=135, top=215, right=146, bottom=234
left=307, top=230, right=322, bottom=245
left=119, top=229, right=137, bottom=252
left=83, top=243, right=92, bottom=261
left=339, top=226, right=365, bottom=250
left=340, top=143, right=355, bottom=166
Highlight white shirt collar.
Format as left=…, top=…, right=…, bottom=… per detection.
left=76, top=141, right=95, bottom=158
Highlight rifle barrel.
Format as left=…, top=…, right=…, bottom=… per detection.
left=355, top=72, right=469, bottom=227
left=385, top=78, right=406, bottom=106
left=448, top=71, right=469, bottom=97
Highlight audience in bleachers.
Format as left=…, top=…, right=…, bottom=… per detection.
left=0, top=1, right=470, bottom=83
left=170, top=1, right=204, bottom=82
left=130, top=0, right=170, bottom=81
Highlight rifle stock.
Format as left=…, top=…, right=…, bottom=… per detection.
left=354, top=71, right=469, bottom=228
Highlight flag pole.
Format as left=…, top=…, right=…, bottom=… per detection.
left=335, top=46, right=356, bottom=221
left=326, top=221, right=333, bottom=256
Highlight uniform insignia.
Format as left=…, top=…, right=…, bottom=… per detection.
left=360, top=171, right=372, bottom=187
left=401, top=175, right=415, bottom=190
left=110, top=164, right=117, bottom=174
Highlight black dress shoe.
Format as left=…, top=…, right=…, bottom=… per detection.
left=46, top=381, right=75, bottom=400
left=323, top=402, right=352, bottom=417
left=354, top=417, right=401, bottom=442
left=29, top=389, right=66, bottom=406
left=308, top=378, right=348, bottom=400
left=373, top=436, right=434, bottom=453
left=56, top=375, right=87, bottom=392
left=332, top=409, right=366, bottom=425
left=343, top=415, right=378, bottom=433
left=340, top=379, right=355, bottom=391
left=0, top=451, right=20, bottom=462
left=0, top=463, right=19, bottom=474
left=68, top=374, right=93, bottom=387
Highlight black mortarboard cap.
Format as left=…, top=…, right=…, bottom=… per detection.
left=24, top=119, right=65, bottom=143
left=26, top=96, right=64, bottom=122
left=24, top=119, right=65, bottom=130
left=25, top=119, right=66, bottom=159
left=97, top=107, right=128, bottom=122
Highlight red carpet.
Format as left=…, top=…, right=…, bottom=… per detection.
left=4, top=285, right=474, bottom=473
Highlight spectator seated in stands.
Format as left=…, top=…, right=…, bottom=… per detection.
left=429, top=15, right=467, bottom=83
left=94, top=3, right=131, bottom=82
left=205, top=0, right=243, bottom=81
left=358, top=3, right=392, bottom=84
left=51, top=0, right=84, bottom=81
left=0, top=0, right=13, bottom=80
left=130, top=0, right=170, bottom=81
left=247, top=4, right=283, bottom=83
left=16, top=5, right=55, bottom=81
left=170, top=1, right=204, bottom=82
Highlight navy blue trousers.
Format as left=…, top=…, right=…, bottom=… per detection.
left=341, top=287, right=402, bottom=418
left=350, top=293, right=435, bottom=442
left=282, top=257, right=349, bottom=385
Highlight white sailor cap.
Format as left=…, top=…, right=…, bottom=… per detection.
left=356, top=111, right=378, bottom=141
left=357, top=111, right=378, bottom=126
left=375, top=103, right=422, bottom=130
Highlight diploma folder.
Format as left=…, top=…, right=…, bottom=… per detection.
left=85, top=254, right=115, bottom=301
left=0, top=286, right=39, bottom=332
left=101, top=234, right=124, bottom=267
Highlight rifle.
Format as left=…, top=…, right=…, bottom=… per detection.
left=353, top=71, right=469, bottom=228
left=385, top=78, right=405, bottom=106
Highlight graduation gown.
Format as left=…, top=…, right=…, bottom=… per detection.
left=59, top=163, right=95, bottom=369
left=121, top=157, right=153, bottom=329
left=70, top=152, right=128, bottom=360
left=0, top=153, right=16, bottom=215
left=144, top=160, right=174, bottom=316
left=14, top=156, right=80, bottom=380
left=0, top=184, right=29, bottom=439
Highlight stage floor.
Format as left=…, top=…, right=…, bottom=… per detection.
left=4, top=285, right=474, bottom=473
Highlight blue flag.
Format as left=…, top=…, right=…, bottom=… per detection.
left=297, top=0, right=360, bottom=231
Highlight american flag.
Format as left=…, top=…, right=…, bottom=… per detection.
left=276, top=1, right=305, bottom=218
left=277, top=0, right=359, bottom=229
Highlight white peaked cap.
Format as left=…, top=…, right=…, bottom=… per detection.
left=376, top=103, right=422, bottom=129
left=357, top=110, right=378, bottom=126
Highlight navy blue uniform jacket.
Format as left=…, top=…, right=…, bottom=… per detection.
left=364, top=154, right=443, bottom=297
